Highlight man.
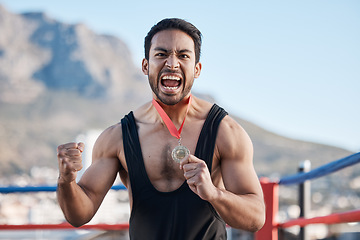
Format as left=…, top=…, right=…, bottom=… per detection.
left=57, top=18, right=265, bottom=239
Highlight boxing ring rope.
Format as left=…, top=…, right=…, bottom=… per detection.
left=0, top=223, right=129, bottom=231
left=278, top=209, right=360, bottom=228
left=0, top=184, right=126, bottom=194
left=255, top=152, right=360, bottom=240
left=278, top=152, right=360, bottom=185
left=0, top=184, right=128, bottom=231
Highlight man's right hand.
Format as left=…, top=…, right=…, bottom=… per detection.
left=57, top=142, right=85, bottom=184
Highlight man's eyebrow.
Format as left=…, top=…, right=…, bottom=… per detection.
left=153, top=47, right=169, bottom=52
left=153, top=47, right=193, bottom=53
left=178, top=49, right=193, bottom=54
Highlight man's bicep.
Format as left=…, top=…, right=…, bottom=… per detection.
left=78, top=157, right=120, bottom=208
left=78, top=125, right=122, bottom=208
left=221, top=157, right=262, bottom=196
left=217, top=117, right=262, bottom=196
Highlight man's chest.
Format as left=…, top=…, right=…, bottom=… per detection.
left=136, top=121, right=203, bottom=192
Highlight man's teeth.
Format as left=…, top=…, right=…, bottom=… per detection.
left=162, top=75, right=180, bottom=81
left=162, top=75, right=181, bottom=89
left=164, top=86, right=178, bottom=90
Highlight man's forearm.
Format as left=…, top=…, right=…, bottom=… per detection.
left=210, top=189, right=265, bottom=232
left=57, top=180, right=96, bottom=227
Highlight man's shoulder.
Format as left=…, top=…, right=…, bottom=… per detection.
left=218, top=114, right=247, bottom=136
left=216, top=114, right=253, bottom=156
left=98, top=122, right=123, bottom=144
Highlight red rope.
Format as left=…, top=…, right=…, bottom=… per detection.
left=0, top=223, right=129, bottom=231
left=278, top=209, right=360, bottom=228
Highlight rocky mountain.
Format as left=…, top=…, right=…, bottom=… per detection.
left=0, top=5, right=354, bottom=179
left=0, top=4, right=148, bottom=104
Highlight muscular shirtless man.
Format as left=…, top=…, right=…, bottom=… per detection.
left=57, top=18, right=265, bottom=239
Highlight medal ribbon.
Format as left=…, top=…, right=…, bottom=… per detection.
left=152, top=95, right=192, bottom=140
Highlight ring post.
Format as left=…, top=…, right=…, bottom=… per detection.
left=255, top=178, right=279, bottom=240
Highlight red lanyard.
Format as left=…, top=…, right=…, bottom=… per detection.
left=152, top=95, right=192, bottom=140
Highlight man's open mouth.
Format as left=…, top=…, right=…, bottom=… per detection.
left=161, top=75, right=182, bottom=90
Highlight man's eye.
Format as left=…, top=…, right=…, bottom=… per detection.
left=155, top=53, right=166, bottom=57
left=180, top=54, right=189, bottom=59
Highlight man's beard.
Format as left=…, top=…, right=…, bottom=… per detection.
left=149, top=70, right=193, bottom=105
left=150, top=80, right=192, bottom=106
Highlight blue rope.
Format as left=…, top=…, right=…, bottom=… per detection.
left=279, top=152, right=360, bottom=185
left=2, top=153, right=359, bottom=191
left=0, top=184, right=126, bottom=194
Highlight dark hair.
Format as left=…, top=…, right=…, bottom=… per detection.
left=144, top=18, right=202, bottom=63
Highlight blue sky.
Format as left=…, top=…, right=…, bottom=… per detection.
left=1, top=0, right=359, bottom=152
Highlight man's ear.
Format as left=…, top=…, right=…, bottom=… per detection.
left=194, top=62, right=202, bottom=78
left=142, top=58, right=149, bottom=75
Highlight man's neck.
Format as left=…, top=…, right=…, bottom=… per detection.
left=153, top=95, right=192, bottom=127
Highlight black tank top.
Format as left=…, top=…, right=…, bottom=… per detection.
left=121, top=104, right=228, bottom=240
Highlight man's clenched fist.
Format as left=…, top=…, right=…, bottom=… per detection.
left=57, top=142, right=85, bottom=184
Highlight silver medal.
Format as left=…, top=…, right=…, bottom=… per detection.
left=171, top=145, right=190, bottom=163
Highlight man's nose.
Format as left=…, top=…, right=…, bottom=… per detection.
left=165, top=55, right=179, bottom=69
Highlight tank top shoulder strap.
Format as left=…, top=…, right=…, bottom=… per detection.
left=121, top=111, right=148, bottom=194
left=194, top=104, right=228, bottom=171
